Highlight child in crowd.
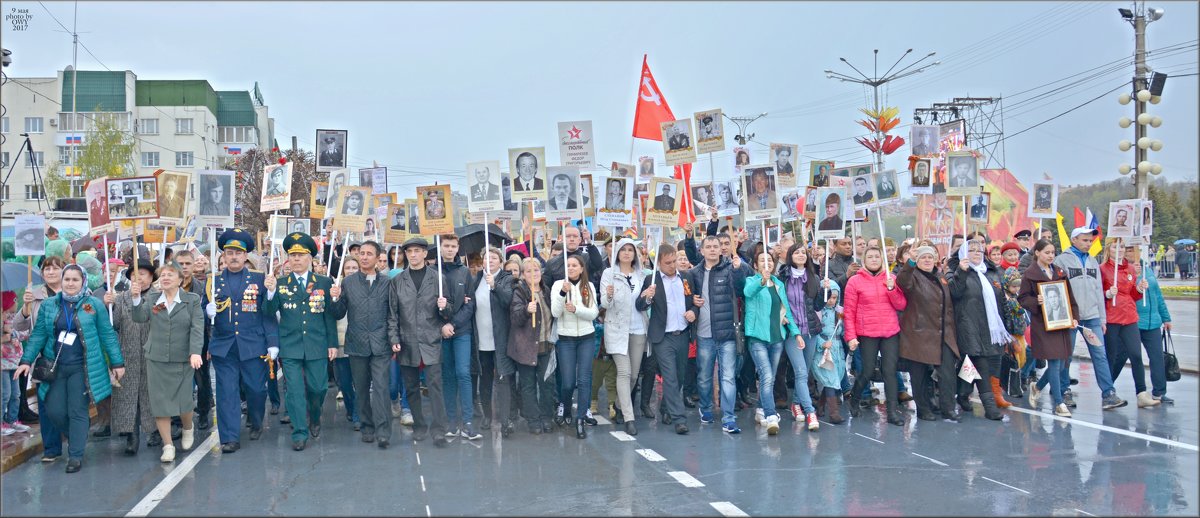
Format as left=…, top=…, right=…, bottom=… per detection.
left=2, top=291, right=31, bottom=436
left=812, top=286, right=846, bottom=424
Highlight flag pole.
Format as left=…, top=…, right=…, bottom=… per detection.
left=436, top=233, right=444, bottom=299
left=483, top=212, right=491, bottom=278
left=823, top=238, right=831, bottom=301
left=103, top=231, right=113, bottom=324
left=208, top=226, right=217, bottom=324
left=877, top=207, right=890, bottom=281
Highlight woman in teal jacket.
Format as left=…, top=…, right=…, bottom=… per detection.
left=743, top=251, right=802, bottom=436
left=13, top=264, right=125, bottom=473
left=1133, top=260, right=1172, bottom=404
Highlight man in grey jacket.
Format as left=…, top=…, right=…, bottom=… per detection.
left=387, top=237, right=452, bottom=446
left=329, top=241, right=395, bottom=448
left=1052, top=227, right=1126, bottom=410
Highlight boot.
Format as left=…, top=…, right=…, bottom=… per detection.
left=989, top=377, right=1012, bottom=408
left=815, top=393, right=826, bottom=418
left=980, top=392, right=1004, bottom=421
left=886, top=401, right=904, bottom=426
left=848, top=395, right=861, bottom=418
left=825, top=395, right=845, bottom=424
left=957, top=393, right=974, bottom=413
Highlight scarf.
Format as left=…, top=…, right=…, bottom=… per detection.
left=958, top=243, right=1011, bottom=346
left=785, top=266, right=810, bottom=335
left=60, top=264, right=91, bottom=304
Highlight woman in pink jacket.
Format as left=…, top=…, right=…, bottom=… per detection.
left=844, top=247, right=907, bottom=426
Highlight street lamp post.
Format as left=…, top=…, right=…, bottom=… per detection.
left=1116, top=2, right=1166, bottom=201
left=722, top=112, right=768, bottom=146
left=901, top=224, right=912, bottom=241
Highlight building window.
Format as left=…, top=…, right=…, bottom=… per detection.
left=1, top=117, right=8, bottom=133
left=25, top=184, right=46, bottom=200
left=175, top=151, right=194, bottom=167
left=58, top=146, right=82, bottom=166
left=176, top=118, right=194, bottom=135
left=141, top=152, right=160, bottom=167
left=218, top=126, right=255, bottom=143
left=0, top=185, right=9, bottom=201
left=25, top=151, right=44, bottom=167
left=137, top=118, right=159, bottom=135
left=24, top=117, right=43, bottom=133
left=69, top=179, right=86, bottom=198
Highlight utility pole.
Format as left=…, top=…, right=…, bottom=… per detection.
left=1117, top=2, right=1165, bottom=201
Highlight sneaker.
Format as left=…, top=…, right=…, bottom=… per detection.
left=806, top=413, right=820, bottom=431
left=399, top=409, right=414, bottom=426
left=1063, top=391, right=1077, bottom=408
left=790, top=403, right=803, bottom=420
left=755, top=408, right=765, bottom=425
left=1154, top=395, right=1174, bottom=405
left=1101, top=393, right=1128, bottom=411
left=698, top=408, right=714, bottom=424
left=391, top=401, right=403, bottom=418
left=1054, top=403, right=1072, bottom=417
left=766, top=414, right=780, bottom=435
left=722, top=422, right=741, bottom=434
left=1, top=424, right=13, bottom=436
left=10, top=421, right=30, bottom=433
left=1028, top=381, right=1041, bottom=407
left=445, top=426, right=461, bottom=438
left=336, top=391, right=344, bottom=401
left=461, top=423, right=483, bottom=440
left=1136, top=391, right=1161, bottom=408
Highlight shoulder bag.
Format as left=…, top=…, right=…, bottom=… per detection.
left=1164, top=327, right=1181, bottom=382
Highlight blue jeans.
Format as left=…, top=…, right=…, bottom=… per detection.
left=333, top=357, right=358, bottom=422
left=783, top=335, right=816, bottom=414
left=441, top=333, right=475, bottom=425
left=1, top=372, right=16, bottom=423
left=1064, top=317, right=1116, bottom=398
left=1138, top=327, right=1168, bottom=397
left=555, top=334, right=597, bottom=420
left=1037, top=358, right=1067, bottom=406
left=696, top=337, right=738, bottom=424
left=388, top=356, right=411, bottom=410
left=1020, top=344, right=1038, bottom=378
left=748, top=338, right=783, bottom=418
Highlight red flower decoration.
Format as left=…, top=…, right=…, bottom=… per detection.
left=152, top=302, right=167, bottom=315
left=272, top=147, right=279, bottom=153
left=278, top=157, right=287, bottom=165
left=82, top=303, right=95, bottom=314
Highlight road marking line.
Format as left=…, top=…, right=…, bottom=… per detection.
left=415, top=452, right=421, bottom=465
left=981, top=476, right=1031, bottom=495
left=1006, top=405, right=1199, bottom=451
left=710, top=501, right=749, bottom=517
left=426, top=505, right=431, bottom=517
left=636, top=448, right=666, bottom=462
left=126, top=432, right=220, bottom=517
left=420, top=475, right=426, bottom=492
left=609, top=431, right=636, bottom=441
left=854, top=432, right=884, bottom=444
left=594, top=415, right=611, bottom=425
left=912, top=452, right=949, bottom=466
left=668, top=471, right=706, bottom=488
left=1173, top=333, right=1197, bottom=338
left=1075, top=508, right=1097, bottom=516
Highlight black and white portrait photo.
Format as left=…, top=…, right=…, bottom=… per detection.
left=316, top=129, right=348, bottom=172
left=771, top=143, right=798, bottom=188
left=851, top=175, right=875, bottom=207
left=548, top=172, right=579, bottom=210
left=290, top=200, right=305, bottom=218
left=467, top=160, right=503, bottom=212
left=816, top=189, right=846, bottom=239
left=661, top=119, right=697, bottom=166
left=969, top=193, right=990, bottom=223
left=1028, top=182, right=1058, bottom=219
left=289, top=218, right=310, bottom=235
left=810, top=161, right=833, bottom=187
left=694, top=109, right=725, bottom=154
left=910, top=125, right=939, bottom=156
left=946, top=153, right=979, bottom=193
left=911, top=159, right=932, bottom=191
left=691, top=183, right=714, bottom=217
left=390, top=204, right=407, bottom=230
left=638, top=156, right=655, bottom=184
left=604, top=178, right=628, bottom=210
left=310, top=181, right=329, bottom=219
left=875, top=170, right=899, bottom=202
left=341, top=190, right=365, bottom=216
left=652, top=183, right=677, bottom=211
left=715, top=180, right=741, bottom=217
left=509, top=147, right=547, bottom=202
left=1038, top=280, right=1074, bottom=331
left=260, top=162, right=293, bottom=212
left=197, top=171, right=234, bottom=226
left=644, top=177, right=683, bottom=226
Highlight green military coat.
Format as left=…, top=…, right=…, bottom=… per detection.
left=262, top=271, right=339, bottom=360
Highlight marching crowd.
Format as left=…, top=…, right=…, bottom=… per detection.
left=2, top=219, right=1177, bottom=474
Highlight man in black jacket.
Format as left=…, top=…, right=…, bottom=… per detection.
left=689, top=236, right=750, bottom=433
left=542, top=225, right=604, bottom=291
left=435, top=234, right=479, bottom=440
left=636, top=245, right=697, bottom=434
left=469, top=251, right=517, bottom=435
left=328, top=241, right=394, bottom=448
left=825, top=237, right=859, bottom=292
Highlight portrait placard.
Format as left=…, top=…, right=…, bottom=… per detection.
left=316, top=129, right=348, bottom=172
left=910, top=125, right=940, bottom=157
left=849, top=173, right=876, bottom=210
left=910, top=159, right=933, bottom=195
left=969, top=193, right=991, bottom=224
left=810, top=160, right=834, bottom=187
left=372, top=193, right=396, bottom=212
left=288, top=218, right=311, bottom=236
left=814, top=187, right=849, bottom=241
left=690, top=182, right=714, bottom=219
left=945, top=152, right=980, bottom=196
left=108, top=176, right=159, bottom=220
left=733, top=146, right=751, bottom=171
left=331, top=186, right=371, bottom=233
left=780, top=188, right=803, bottom=222
left=873, top=170, right=901, bottom=206
left=770, top=143, right=799, bottom=189
left=545, top=166, right=582, bottom=223
left=1106, top=201, right=1139, bottom=239
left=416, top=184, right=454, bottom=235
left=13, top=215, right=46, bottom=257
left=742, top=164, right=778, bottom=222
left=802, top=186, right=819, bottom=221
left=558, top=121, right=595, bottom=169
left=260, top=162, right=293, bottom=212
left=597, top=176, right=632, bottom=228
left=714, top=179, right=741, bottom=218
left=153, top=170, right=190, bottom=225
left=1138, top=199, right=1153, bottom=238
left=309, top=181, right=329, bottom=219
left=694, top=109, right=725, bottom=154
left=466, top=160, right=504, bottom=212
left=405, top=198, right=422, bottom=237
left=384, top=203, right=408, bottom=244
left=269, top=214, right=290, bottom=247
left=580, top=173, right=595, bottom=217
left=508, top=147, right=547, bottom=203
left=645, top=177, right=682, bottom=227
left=196, top=170, right=235, bottom=227
left=637, top=156, right=655, bottom=184
left=327, top=169, right=350, bottom=214
left=1028, top=183, right=1058, bottom=219
left=85, top=178, right=114, bottom=236
left=660, top=119, right=697, bottom=166
left=1038, top=280, right=1074, bottom=331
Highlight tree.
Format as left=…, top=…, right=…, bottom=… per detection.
left=43, top=112, right=137, bottom=200
left=229, top=147, right=321, bottom=237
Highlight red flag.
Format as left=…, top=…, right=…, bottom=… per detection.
left=674, top=163, right=695, bottom=227
left=1073, top=207, right=1086, bottom=229
left=632, top=55, right=675, bottom=141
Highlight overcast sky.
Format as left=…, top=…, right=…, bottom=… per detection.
left=4, top=1, right=1197, bottom=194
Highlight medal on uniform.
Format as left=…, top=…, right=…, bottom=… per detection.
left=308, top=287, right=326, bottom=313
left=242, top=283, right=259, bottom=312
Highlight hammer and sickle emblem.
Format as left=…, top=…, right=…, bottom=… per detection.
left=640, top=76, right=661, bottom=106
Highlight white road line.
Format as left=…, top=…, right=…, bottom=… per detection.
left=1006, top=406, right=1200, bottom=451
left=710, top=501, right=749, bottom=517
left=415, top=452, right=421, bottom=465
left=854, top=432, right=884, bottom=444
left=980, top=476, right=1031, bottom=495
left=1075, top=508, right=1097, bottom=516
left=668, top=471, right=706, bottom=488
left=425, top=504, right=431, bottom=517
left=636, top=448, right=666, bottom=462
left=609, top=431, right=636, bottom=441
left=1173, top=333, right=1197, bottom=338
left=911, top=452, right=949, bottom=467
left=126, top=433, right=220, bottom=517
left=594, top=415, right=611, bottom=425
left=420, top=475, right=426, bottom=492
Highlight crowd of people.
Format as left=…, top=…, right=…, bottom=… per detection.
left=1, top=218, right=1177, bottom=474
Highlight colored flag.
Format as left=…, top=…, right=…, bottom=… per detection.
left=673, top=163, right=695, bottom=228
left=67, top=136, right=82, bottom=145
left=1055, top=212, right=1071, bottom=252
left=1085, top=208, right=1104, bottom=256
left=631, top=55, right=675, bottom=141
left=227, top=147, right=242, bottom=155
left=1073, top=206, right=1086, bottom=229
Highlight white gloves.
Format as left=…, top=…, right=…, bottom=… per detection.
left=206, top=302, right=217, bottom=318
left=267, top=347, right=279, bottom=360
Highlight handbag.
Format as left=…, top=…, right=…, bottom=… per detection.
left=1164, top=327, right=1181, bottom=382
left=32, top=342, right=64, bottom=383
left=1006, top=360, right=1025, bottom=397
left=732, top=298, right=746, bottom=356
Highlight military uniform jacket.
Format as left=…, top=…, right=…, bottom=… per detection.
left=206, top=269, right=278, bottom=361
left=262, top=271, right=338, bottom=360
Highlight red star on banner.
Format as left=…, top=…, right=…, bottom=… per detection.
left=567, top=125, right=582, bottom=140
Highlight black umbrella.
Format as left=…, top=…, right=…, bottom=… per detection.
left=453, top=223, right=513, bottom=257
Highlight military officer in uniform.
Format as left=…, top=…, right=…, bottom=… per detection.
left=204, top=229, right=278, bottom=454
left=262, top=233, right=340, bottom=451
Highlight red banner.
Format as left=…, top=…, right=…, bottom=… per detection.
left=980, top=168, right=1034, bottom=244
left=631, top=55, right=675, bottom=141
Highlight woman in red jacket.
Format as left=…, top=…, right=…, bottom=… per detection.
left=1100, top=239, right=1155, bottom=408
left=843, top=247, right=907, bottom=426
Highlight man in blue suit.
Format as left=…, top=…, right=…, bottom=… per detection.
left=204, top=228, right=278, bottom=454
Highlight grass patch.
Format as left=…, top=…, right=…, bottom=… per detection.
left=1162, top=285, right=1199, bottom=298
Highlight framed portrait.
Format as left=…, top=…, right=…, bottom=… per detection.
left=660, top=119, right=697, bottom=166
left=1028, top=182, right=1058, bottom=219
left=153, top=170, right=190, bottom=225
left=910, top=125, right=940, bottom=157
left=694, top=109, right=725, bottom=154
left=1106, top=201, right=1138, bottom=239
left=580, top=173, right=595, bottom=218
left=287, top=218, right=311, bottom=236
left=289, top=200, right=305, bottom=219
left=873, top=170, right=900, bottom=206
left=13, top=215, right=46, bottom=257
left=645, top=177, right=682, bottom=226
left=268, top=214, right=290, bottom=247
left=814, top=187, right=848, bottom=241
left=770, top=143, right=799, bottom=188
left=1038, top=280, right=1074, bottom=331
left=108, top=176, right=159, bottom=220
left=508, top=147, right=547, bottom=203
left=690, top=182, right=714, bottom=218
left=909, top=159, right=932, bottom=195
left=196, top=170, right=235, bottom=227
left=802, top=186, right=819, bottom=221
left=637, top=156, right=656, bottom=185
left=767, top=225, right=781, bottom=247
left=384, top=203, right=407, bottom=244
left=732, top=146, right=751, bottom=171
left=1139, top=199, right=1153, bottom=238
left=417, top=184, right=454, bottom=235
left=310, top=181, right=329, bottom=219
left=546, top=166, right=583, bottom=222
left=558, top=120, right=596, bottom=169
left=714, top=179, right=741, bottom=218
left=968, top=193, right=990, bottom=224
left=85, top=178, right=113, bottom=236
left=780, top=188, right=803, bottom=223
left=405, top=198, right=422, bottom=237
left=945, top=152, right=980, bottom=196
left=372, top=193, right=396, bottom=212
left=810, top=160, right=834, bottom=187
left=611, top=161, right=635, bottom=179
left=364, top=211, right=381, bottom=240
left=327, top=169, right=350, bottom=213
left=256, top=231, right=269, bottom=256
left=316, top=129, right=348, bottom=172
left=597, top=176, right=632, bottom=228
left=331, top=185, right=371, bottom=233
left=849, top=174, right=876, bottom=210
left=260, top=162, right=293, bottom=212
left=742, top=164, right=778, bottom=221
left=466, top=160, right=504, bottom=212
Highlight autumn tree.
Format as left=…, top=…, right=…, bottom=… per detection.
left=229, top=147, right=323, bottom=237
